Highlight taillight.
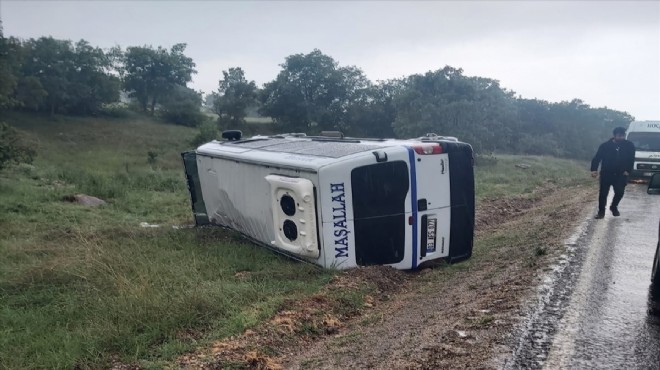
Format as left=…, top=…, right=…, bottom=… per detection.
left=413, top=144, right=443, bottom=155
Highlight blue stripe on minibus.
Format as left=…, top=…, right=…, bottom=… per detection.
left=406, top=147, right=418, bottom=269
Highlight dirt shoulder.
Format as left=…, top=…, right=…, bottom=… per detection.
left=176, top=183, right=596, bottom=370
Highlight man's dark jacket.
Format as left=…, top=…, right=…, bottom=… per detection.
left=590, top=139, right=636, bottom=174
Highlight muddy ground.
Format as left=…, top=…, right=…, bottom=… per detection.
left=176, top=183, right=596, bottom=370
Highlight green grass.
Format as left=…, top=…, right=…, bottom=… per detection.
left=0, top=112, right=333, bottom=369
left=245, top=116, right=274, bottom=124
left=0, top=112, right=591, bottom=369
left=475, top=154, right=590, bottom=200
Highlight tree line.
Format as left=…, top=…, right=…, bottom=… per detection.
left=0, top=30, right=634, bottom=160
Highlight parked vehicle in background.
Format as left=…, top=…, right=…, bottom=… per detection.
left=648, top=174, right=660, bottom=300
left=627, top=121, right=660, bottom=179
left=182, top=132, right=475, bottom=270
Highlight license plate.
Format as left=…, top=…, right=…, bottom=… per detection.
left=644, top=172, right=654, bottom=177
left=426, top=218, right=437, bottom=253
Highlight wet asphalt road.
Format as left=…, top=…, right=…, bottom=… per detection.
left=508, top=184, right=660, bottom=369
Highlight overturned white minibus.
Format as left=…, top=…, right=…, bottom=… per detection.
left=182, top=132, right=475, bottom=270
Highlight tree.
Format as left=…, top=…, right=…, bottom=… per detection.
left=392, top=66, right=518, bottom=153
left=0, top=25, right=18, bottom=110
left=259, top=49, right=369, bottom=133
left=510, top=98, right=634, bottom=159
left=15, top=37, right=119, bottom=115
left=122, top=43, right=196, bottom=115
left=159, top=85, right=205, bottom=127
left=19, top=37, right=74, bottom=115
left=15, top=77, right=47, bottom=111
left=344, top=79, right=403, bottom=138
left=64, top=40, right=120, bottom=114
left=213, top=67, right=257, bottom=128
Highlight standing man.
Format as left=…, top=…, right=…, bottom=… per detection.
left=591, top=127, right=636, bottom=219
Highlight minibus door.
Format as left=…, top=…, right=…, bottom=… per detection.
left=408, top=144, right=451, bottom=264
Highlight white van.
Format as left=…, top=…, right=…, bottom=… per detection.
left=627, top=120, right=660, bottom=178
left=182, top=133, right=475, bottom=270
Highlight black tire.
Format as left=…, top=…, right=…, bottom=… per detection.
left=653, top=220, right=660, bottom=294
left=653, top=240, right=660, bottom=287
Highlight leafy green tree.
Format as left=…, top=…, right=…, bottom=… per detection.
left=0, top=25, right=19, bottom=110
left=0, top=32, right=637, bottom=160
left=213, top=67, right=257, bottom=128
left=15, top=37, right=118, bottom=115
left=122, top=43, right=196, bottom=115
left=514, top=98, right=633, bottom=159
left=344, top=80, right=403, bottom=137
left=159, top=85, right=205, bottom=127
left=392, top=66, right=517, bottom=153
left=19, top=37, right=74, bottom=115
left=64, top=40, right=120, bottom=114
left=259, top=49, right=369, bottom=133
left=0, top=122, right=35, bottom=171
left=15, top=76, right=48, bottom=111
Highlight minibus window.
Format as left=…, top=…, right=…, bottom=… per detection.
left=351, top=161, right=409, bottom=265
left=352, top=161, right=409, bottom=218
left=628, top=132, right=660, bottom=151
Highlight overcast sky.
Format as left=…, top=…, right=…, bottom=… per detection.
left=2, top=0, right=659, bottom=119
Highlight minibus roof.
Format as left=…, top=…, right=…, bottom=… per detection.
left=196, top=135, right=464, bottom=171
left=628, top=121, right=660, bottom=133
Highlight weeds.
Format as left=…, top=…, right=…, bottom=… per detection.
left=535, top=246, right=548, bottom=256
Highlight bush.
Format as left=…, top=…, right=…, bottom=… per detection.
left=0, top=122, right=36, bottom=171
left=159, top=86, right=206, bottom=127
left=190, top=121, right=219, bottom=147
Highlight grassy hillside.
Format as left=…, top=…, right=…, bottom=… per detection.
left=0, top=113, right=333, bottom=369
left=0, top=113, right=590, bottom=369
left=475, top=154, right=589, bottom=200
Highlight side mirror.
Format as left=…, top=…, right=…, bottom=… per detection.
left=648, top=173, right=660, bottom=194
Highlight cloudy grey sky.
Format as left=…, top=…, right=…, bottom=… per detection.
left=2, top=0, right=659, bottom=119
